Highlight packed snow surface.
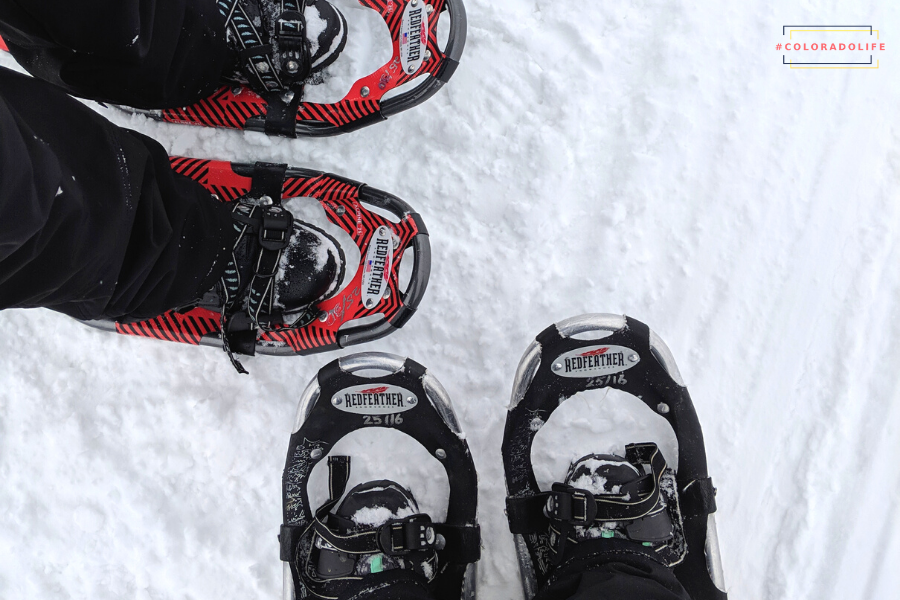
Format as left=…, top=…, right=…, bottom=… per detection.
left=2, top=2, right=900, bottom=600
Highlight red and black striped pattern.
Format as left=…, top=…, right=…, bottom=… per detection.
left=150, top=0, right=450, bottom=133
left=115, top=309, right=220, bottom=345
left=162, top=86, right=267, bottom=130
left=110, top=157, right=420, bottom=356
left=297, top=98, right=381, bottom=128
left=260, top=324, right=338, bottom=353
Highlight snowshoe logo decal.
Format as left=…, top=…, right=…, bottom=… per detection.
left=332, top=383, right=418, bottom=415
left=400, top=1, right=429, bottom=75
left=362, top=227, right=394, bottom=309
left=552, top=345, right=640, bottom=378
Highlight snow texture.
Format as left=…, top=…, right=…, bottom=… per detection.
left=350, top=504, right=416, bottom=527
left=2, top=2, right=900, bottom=600
left=304, top=3, right=327, bottom=57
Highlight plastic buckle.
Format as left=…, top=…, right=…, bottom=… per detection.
left=276, top=11, right=306, bottom=51
left=544, top=484, right=598, bottom=525
left=378, top=515, right=436, bottom=556
left=259, top=206, right=293, bottom=251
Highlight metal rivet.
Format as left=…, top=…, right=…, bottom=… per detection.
left=383, top=288, right=391, bottom=299
left=411, top=0, right=419, bottom=5
left=256, top=61, right=270, bottom=73
left=426, top=3, right=434, bottom=12
left=319, top=312, right=328, bottom=322
left=552, top=363, right=562, bottom=371
left=366, top=298, right=376, bottom=308
left=392, top=235, right=400, bottom=248
left=335, top=205, right=346, bottom=215
left=407, top=396, right=417, bottom=405
left=260, top=195, right=273, bottom=206
left=285, top=60, right=299, bottom=73
left=629, top=354, right=639, bottom=362
left=425, top=50, right=432, bottom=61
left=379, top=226, right=389, bottom=236
left=231, top=87, right=243, bottom=95
left=210, top=194, right=220, bottom=200
left=657, top=403, right=670, bottom=414
left=408, top=65, right=417, bottom=74
left=310, top=448, right=323, bottom=459
left=360, top=86, right=370, bottom=97
left=332, top=396, right=342, bottom=405
left=281, top=90, right=295, bottom=103
left=270, top=206, right=282, bottom=213
left=435, top=449, right=446, bottom=459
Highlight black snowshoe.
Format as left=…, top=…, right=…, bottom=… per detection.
left=502, top=314, right=727, bottom=600
left=280, top=352, right=481, bottom=599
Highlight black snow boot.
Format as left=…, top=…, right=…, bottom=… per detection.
left=218, top=0, right=348, bottom=93
left=312, top=480, right=440, bottom=591
left=552, top=451, right=680, bottom=561
left=203, top=197, right=345, bottom=371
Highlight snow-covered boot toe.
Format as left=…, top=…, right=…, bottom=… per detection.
left=304, top=0, right=348, bottom=73
left=214, top=201, right=344, bottom=324
left=332, top=480, right=420, bottom=532
left=276, top=220, right=343, bottom=323
left=307, top=478, right=439, bottom=593
left=563, top=453, right=674, bottom=545
left=220, top=0, right=348, bottom=92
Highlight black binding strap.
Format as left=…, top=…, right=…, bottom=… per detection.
left=244, top=164, right=292, bottom=329
left=249, top=162, right=288, bottom=200
left=280, top=456, right=480, bottom=566
left=264, top=92, right=302, bottom=137
left=221, top=163, right=291, bottom=367
left=680, top=477, right=717, bottom=518
left=506, top=443, right=667, bottom=536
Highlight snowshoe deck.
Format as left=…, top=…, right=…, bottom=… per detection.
left=281, top=352, right=480, bottom=599
left=118, top=0, right=465, bottom=137
left=502, top=314, right=727, bottom=600
left=82, top=157, right=431, bottom=357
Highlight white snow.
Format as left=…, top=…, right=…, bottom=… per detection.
left=2, top=2, right=900, bottom=600
left=303, top=3, right=327, bottom=58
left=350, top=504, right=416, bottom=527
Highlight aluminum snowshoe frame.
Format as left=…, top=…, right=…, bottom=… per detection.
left=83, top=158, right=431, bottom=358
left=502, top=314, right=727, bottom=600
left=112, top=0, right=467, bottom=137
left=281, top=352, right=480, bottom=600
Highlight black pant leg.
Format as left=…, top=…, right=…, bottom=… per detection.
left=0, top=0, right=227, bottom=108
left=534, top=557, right=692, bottom=600
left=0, top=66, right=235, bottom=321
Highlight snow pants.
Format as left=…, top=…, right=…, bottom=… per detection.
left=355, top=556, right=691, bottom=600
left=532, top=556, right=692, bottom=600
left=0, top=0, right=236, bottom=320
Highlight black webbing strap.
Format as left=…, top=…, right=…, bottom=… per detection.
left=680, top=477, right=717, bottom=518
left=506, top=443, right=667, bottom=536
left=280, top=456, right=479, bottom=566
left=433, top=523, right=481, bottom=563
left=221, top=0, right=284, bottom=92
left=249, top=162, right=288, bottom=200
left=280, top=456, right=350, bottom=562
left=263, top=91, right=302, bottom=137
left=242, top=164, right=292, bottom=329
left=312, top=513, right=438, bottom=557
